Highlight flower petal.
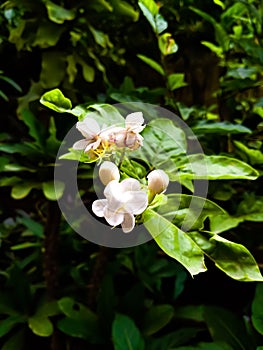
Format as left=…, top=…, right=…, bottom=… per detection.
left=99, top=161, right=120, bottom=186
left=125, top=112, right=144, bottom=127
left=104, top=207, right=124, bottom=226
left=76, top=118, right=100, bottom=138
left=121, top=213, right=135, bottom=233
left=85, top=138, right=101, bottom=152
left=104, top=180, right=120, bottom=199
left=92, top=199, right=108, bottom=217
left=124, top=191, right=148, bottom=215
left=72, top=139, right=89, bottom=150
left=120, top=178, right=141, bottom=192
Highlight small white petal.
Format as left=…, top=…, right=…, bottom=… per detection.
left=84, top=138, right=101, bottom=152
left=76, top=118, right=100, bottom=138
left=125, top=112, right=144, bottom=127
left=99, top=161, right=120, bottom=186
left=120, top=178, right=141, bottom=192
left=92, top=199, right=108, bottom=217
left=147, top=169, right=169, bottom=194
left=122, top=213, right=135, bottom=233
left=72, top=139, right=89, bottom=150
left=104, top=207, right=124, bottom=226
left=104, top=180, right=120, bottom=199
left=124, top=191, right=148, bottom=215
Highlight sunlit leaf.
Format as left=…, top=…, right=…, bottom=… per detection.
left=45, top=1, right=76, bottom=24
left=40, top=88, right=72, bottom=113
left=137, top=54, right=165, bottom=76
left=28, top=316, right=53, bottom=337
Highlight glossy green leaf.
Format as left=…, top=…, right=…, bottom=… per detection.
left=174, top=155, right=259, bottom=181
left=28, top=316, right=53, bottom=337
left=42, top=180, right=65, bottom=201
left=137, top=54, right=165, bottom=75
left=134, top=118, right=187, bottom=170
left=143, top=209, right=207, bottom=277
left=40, top=89, right=72, bottom=113
left=210, top=195, right=263, bottom=233
left=142, top=304, right=174, bottom=335
left=45, top=1, right=76, bottom=24
left=193, top=122, right=251, bottom=135
left=138, top=0, right=167, bottom=34
left=252, top=283, right=263, bottom=335
left=20, top=109, right=46, bottom=147
left=0, top=156, right=9, bottom=171
left=188, top=231, right=263, bottom=281
left=112, top=314, right=145, bottom=350
left=159, top=194, right=225, bottom=232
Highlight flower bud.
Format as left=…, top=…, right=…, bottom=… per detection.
left=99, top=161, right=120, bottom=186
left=147, top=169, right=169, bottom=194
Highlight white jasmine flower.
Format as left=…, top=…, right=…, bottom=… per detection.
left=99, top=161, right=120, bottom=186
left=73, top=118, right=109, bottom=153
left=109, top=112, right=145, bottom=150
left=92, top=178, right=148, bottom=233
left=147, top=169, right=169, bottom=194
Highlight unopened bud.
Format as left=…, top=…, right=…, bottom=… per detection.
left=147, top=169, right=169, bottom=194
left=99, top=161, right=120, bottom=186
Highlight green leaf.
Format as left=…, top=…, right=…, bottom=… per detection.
left=252, top=283, right=263, bottom=335
left=0, top=315, right=26, bottom=337
left=143, top=209, right=207, bottom=277
left=210, top=195, right=263, bottom=233
left=1, top=329, right=25, bottom=350
left=20, top=109, right=46, bottom=147
left=137, top=54, right=164, bottom=76
left=57, top=298, right=101, bottom=342
left=0, top=156, right=9, bottom=171
left=174, top=155, right=259, bottom=181
left=138, top=0, right=167, bottom=34
left=188, top=231, right=263, bottom=281
left=193, top=122, right=251, bottom=135
left=158, top=33, right=178, bottom=56
left=42, top=181, right=65, bottom=201
left=112, top=314, right=145, bottom=350
left=57, top=317, right=101, bottom=342
left=167, top=73, right=187, bottom=91
left=203, top=306, right=252, bottom=350
left=40, top=52, right=66, bottom=88
left=11, top=182, right=39, bottom=199
left=28, top=316, right=53, bottom=337
left=234, top=141, right=263, bottom=165
left=134, top=118, right=187, bottom=171
left=40, top=88, right=72, bottom=113
left=159, top=194, right=225, bottom=232
left=58, top=297, right=97, bottom=320
left=11, top=242, right=41, bottom=250
left=45, top=1, right=76, bottom=24
left=142, top=304, right=174, bottom=335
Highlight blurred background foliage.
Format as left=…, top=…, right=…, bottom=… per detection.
left=0, top=0, right=263, bottom=349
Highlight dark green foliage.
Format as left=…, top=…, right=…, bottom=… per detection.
left=0, top=0, right=263, bottom=349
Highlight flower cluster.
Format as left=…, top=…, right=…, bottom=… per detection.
left=73, top=110, right=169, bottom=233
left=73, top=112, right=145, bottom=159
left=92, top=161, right=169, bottom=233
